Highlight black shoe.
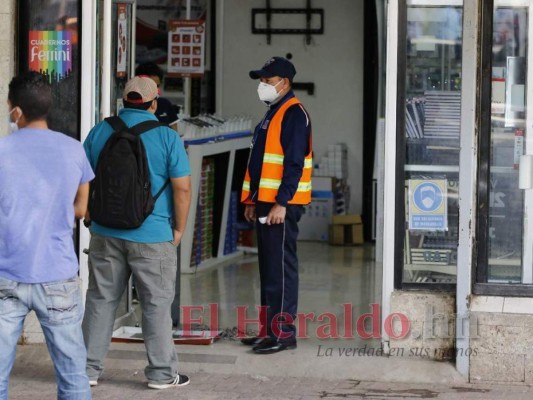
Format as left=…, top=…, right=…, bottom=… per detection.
left=253, top=338, right=297, bottom=354
left=147, top=374, right=190, bottom=389
left=241, top=336, right=265, bottom=346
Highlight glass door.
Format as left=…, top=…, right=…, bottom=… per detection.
left=96, top=0, right=139, bottom=327
left=477, top=0, right=532, bottom=287
left=18, top=0, right=82, bottom=140
left=18, top=0, right=83, bottom=258
left=398, top=0, right=464, bottom=287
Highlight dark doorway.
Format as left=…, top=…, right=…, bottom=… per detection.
left=363, top=0, right=379, bottom=241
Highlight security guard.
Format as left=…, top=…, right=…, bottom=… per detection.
left=241, top=57, right=312, bottom=354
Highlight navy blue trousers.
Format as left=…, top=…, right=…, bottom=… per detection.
left=255, top=202, right=304, bottom=342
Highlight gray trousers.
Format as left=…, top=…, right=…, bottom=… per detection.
left=82, top=234, right=179, bottom=384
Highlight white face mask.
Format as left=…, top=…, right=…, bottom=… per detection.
left=257, top=80, right=283, bottom=103
left=8, top=108, right=19, bottom=133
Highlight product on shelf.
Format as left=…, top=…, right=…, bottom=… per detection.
left=177, top=113, right=253, bottom=141
left=313, top=143, right=348, bottom=179
left=190, top=158, right=215, bottom=267
left=223, top=191, right=239, bottom=255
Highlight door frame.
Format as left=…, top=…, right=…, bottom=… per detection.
left=79, top=0, right=137, bottom=317
left=381, top=0, right=479, bottom=379
left=79, top=0, right=98, bottom=304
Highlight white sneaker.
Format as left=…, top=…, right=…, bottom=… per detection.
left=89, top=380, right=98, bottom=387
left=147, top=374, right=190, bottom=389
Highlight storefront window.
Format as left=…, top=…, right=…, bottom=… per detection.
left=112, top=2, right=134, bottom=115
left=18, top=0, right=81, bottom=139
left=135, top=0, right=211, bottom=115
left=400, top=1, right=463, bottom=286
left=477, top=3, right=530, bottom=288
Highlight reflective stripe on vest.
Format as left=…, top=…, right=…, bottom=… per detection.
left=241, top=97, right=312, bottom=205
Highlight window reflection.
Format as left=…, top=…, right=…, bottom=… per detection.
left=487, top=7, right=528, bottom=283
left=19, top=0, right=80, bottom=139
left=402, top=4, right=463, bottom=285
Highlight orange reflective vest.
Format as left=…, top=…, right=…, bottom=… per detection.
left=241, top=97, right=313, bottom=205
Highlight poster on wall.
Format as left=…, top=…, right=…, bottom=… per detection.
left=29, top=31, right=72, bottom=80
left=22, top=0, right=80, bottom=140
left=116, top=3, right=128, bottom=77
left=167, top=19, right=205, bottom=77
left=408, top=179, right=448, bottom=231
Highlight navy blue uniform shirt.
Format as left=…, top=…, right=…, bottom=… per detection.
left=248, top=90, right=311, bottom=206
left=155, top=97, right=179, bottom=126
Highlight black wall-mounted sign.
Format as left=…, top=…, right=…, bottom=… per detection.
left=292, top=82, right=315, bottom=95
left=251, top=0, right=324, bottom=45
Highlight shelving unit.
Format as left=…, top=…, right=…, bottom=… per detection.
left=180, top=134, right=252, bottom=273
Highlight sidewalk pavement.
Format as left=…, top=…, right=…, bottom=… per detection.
left=8, top=339, right=533, bottom=399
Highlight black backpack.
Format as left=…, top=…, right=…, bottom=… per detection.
left=89, top=116, right=169, bottom=229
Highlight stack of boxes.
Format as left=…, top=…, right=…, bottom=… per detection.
left=329, top=214, right=364, bottom=246
left=299, top=176, right=337, bottom=241
left=298, top=142, right=362, bottom=243
left=333, top=178, right=350, bottom=215
left=313, top=143, right=348, bottom=179
left=191, top=158, right=215, bottom=266
left=223, top=191, right=239, bottom=255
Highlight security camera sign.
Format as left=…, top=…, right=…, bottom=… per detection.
left=408, top=180, right=448, bottom=231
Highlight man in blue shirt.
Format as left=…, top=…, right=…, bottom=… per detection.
left=0, top=72, right=94, bottom=399
left=82, top=76, right=191, bottom=389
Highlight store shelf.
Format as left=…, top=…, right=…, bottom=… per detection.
left=491, top=166, right=519, bottom=174
left=405, top=264, right=456, bottom=282
left=183, top=131, right=252, bottom=145
left=181, top=134, right=252, bottom=273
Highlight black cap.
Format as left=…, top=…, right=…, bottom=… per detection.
left=249, top=57, right=296, bottom=82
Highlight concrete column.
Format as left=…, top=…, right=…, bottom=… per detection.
left=0, top=0, right=15, bottom=137
left=456, top=0, right=479, bottom=379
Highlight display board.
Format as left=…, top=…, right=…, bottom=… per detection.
left=167, top=19, right=206, bottom=77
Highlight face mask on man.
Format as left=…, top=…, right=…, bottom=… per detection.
left=257, top=79, right=284, bottom=103
left=8, top=108, right=20, bottom=133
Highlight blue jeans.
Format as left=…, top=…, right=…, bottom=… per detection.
left=0, top=276, right=91, bottom=400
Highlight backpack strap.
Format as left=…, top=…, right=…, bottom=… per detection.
left=105, top=116, right=128, bottom=132
left=130, top=120, right=163, bottom=136
left=153, top=180, right=170, bottom=201
left=105, top=117, right=162, bottom=136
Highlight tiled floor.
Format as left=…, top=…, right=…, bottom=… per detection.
left=195, top=242, right=380, bottom=350
left=121, top=241, right=382, bottom=345
left=12, top=243, right=494, bottom=398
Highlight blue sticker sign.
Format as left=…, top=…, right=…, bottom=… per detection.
left=408, top=180, right=448, bottom=231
